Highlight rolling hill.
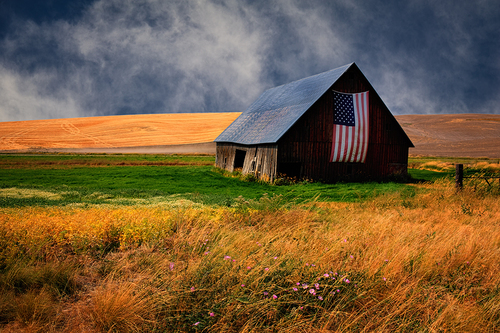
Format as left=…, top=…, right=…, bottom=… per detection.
left=396, top=113, right=500, bottom=158
left=0, top=113, right=241, bottom=154
left=0, top=113, right=499, bottom=158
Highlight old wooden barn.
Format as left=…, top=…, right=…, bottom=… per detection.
left=214, top=63, right=414, bottom=183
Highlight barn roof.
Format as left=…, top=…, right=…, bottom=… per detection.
left=215, top=63, right=353, bottom=145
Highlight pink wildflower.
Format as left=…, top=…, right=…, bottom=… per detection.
left=318, top=296, right=324, bottom=300
left=293, top=287, right=298, bottom=291
left=309, top=289, right=316, bottom=295
left=190, top=287, right=195, bottom=292
left=209, top=312, right=214, bottom=317
left=272, top=295, right=278, bottom=299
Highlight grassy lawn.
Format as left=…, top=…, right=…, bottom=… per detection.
left=1, top=154, right=500, bottom=332
left=0, top=153, right=455, bottom=208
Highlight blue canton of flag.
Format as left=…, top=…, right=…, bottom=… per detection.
left=333, top=93, right=356, bottom=126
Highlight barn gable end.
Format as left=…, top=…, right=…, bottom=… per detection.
left=215, top=63, right=413, bottom=183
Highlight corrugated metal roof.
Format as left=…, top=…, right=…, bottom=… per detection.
left=215, top=63, right=353, bottom=145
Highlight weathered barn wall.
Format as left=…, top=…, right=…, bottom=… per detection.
left=216, top=143, right=278, bottom=181
left=215, top=63, right=413, bottom=183
left=276, top=65, right=412, bottom=182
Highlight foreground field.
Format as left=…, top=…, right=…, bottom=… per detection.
left=1, top=155, right=500, bottom=332
left=1, top=178, right=500, bottom=332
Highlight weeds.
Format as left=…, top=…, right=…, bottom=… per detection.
left=1, top=171, right=499, bottom=331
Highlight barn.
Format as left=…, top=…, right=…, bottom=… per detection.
left=214, top=63, right=414, bottom=183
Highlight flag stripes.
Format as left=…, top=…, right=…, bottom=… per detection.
left=330, top=91, right=369, bottom=163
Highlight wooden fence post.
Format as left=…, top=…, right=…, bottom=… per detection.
left=455, top=164, right=463, bottom=190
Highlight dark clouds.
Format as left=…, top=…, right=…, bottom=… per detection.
left=0, top=0, right=498, bottom=121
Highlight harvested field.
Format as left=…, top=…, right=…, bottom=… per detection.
left=0, top=113, right=241, bottom=153
left=397, top=113, right=500, bottom=158
left=1, top=112, right=499, bottom=158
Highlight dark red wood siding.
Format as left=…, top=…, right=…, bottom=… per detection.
left=277, top=65, right=412, bottom=182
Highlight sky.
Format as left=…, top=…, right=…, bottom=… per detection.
left=0, top=0, right=498, bottom=122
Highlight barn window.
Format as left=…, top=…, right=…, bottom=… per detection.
left=234, top=149, right=247, bottom=170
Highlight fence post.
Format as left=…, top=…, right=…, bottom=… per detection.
left=455, top=164, right=463, bottom=190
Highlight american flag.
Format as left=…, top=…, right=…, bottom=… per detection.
left=330, top=91, right=369, bottom=163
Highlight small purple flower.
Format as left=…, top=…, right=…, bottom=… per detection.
left=273, top=256, right=278, bottom=260
left=383, top=277, right=387, bottom=281
left=169, top=262, right=175, bottom=271
left=241, top=284, right=245, bottom=287
left=314, top=283, right=320, bottom=290
left=323, top=273, right=329, bottom=278
left=296, top=282, right=301, bottom=286
left=350, top=255, right=354, bottom=259
left=293, top=287, right=298, bottom=291
left=344, top=279, right=350, bottom=283
left=263, top=291, right=269, bottom=296
left=193, top=322, right=200, bottom=326
left=264, top=267, right=269, bottom=271
left=318, top=296, right=323, bottom=300
left=247, top=266, right=252, bottom=270
left=224, top=255, right=231, bottom=260
left=309, top=289, right=316, bottom=295
left=272, top=294, right=278, bottom=299
left=209, top=312, right=214, bottom=317
left=190, top=287, right=195, bottom=292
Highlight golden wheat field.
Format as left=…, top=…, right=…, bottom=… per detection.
left=1, top=178, right=500, bottom=332
left=0, top=113, right=241, bottom=151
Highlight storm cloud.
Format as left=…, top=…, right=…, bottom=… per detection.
left=0, top=0, right=498, bottom=121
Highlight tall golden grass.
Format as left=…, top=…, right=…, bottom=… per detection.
left=1, top=179, right=499, bottom=331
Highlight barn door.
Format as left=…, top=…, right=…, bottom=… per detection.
left=234, top=149, right=247, bottom=170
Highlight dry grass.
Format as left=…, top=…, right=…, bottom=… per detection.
left=0, top=112, right=241, bottom=150
left=1, top=180, right=500, bottom=331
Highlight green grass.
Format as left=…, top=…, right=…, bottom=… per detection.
left=1, top=165, right=425, bottom=207
left=0, top=153, right=214, bottom=167
left=0, top=154, right=451, bottom=208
